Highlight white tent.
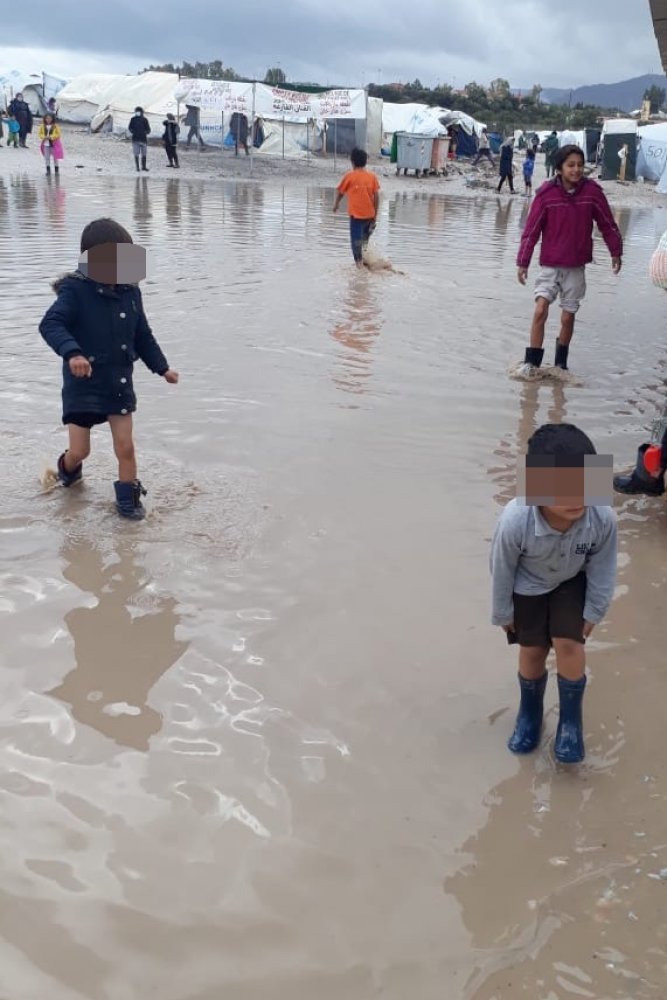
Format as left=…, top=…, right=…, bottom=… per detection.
left=89, top=72, right=179, bottom=136
left=57, top=74, right=129, bottom=123
left=0, top=70, right=49, bottom=114
left=381, top=101, right=484, bottom=152
left=638, top=122, right=667, bottom=182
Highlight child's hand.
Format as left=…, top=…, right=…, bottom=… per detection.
left=611, top=257, right=622, bottom=274
left=163, top=369, right=179, bottom=384
left=69, top=355, right=92, bottom=378
left=583, top=621, right=594, bottom=638
left=517, top=268, right=528, bottom=285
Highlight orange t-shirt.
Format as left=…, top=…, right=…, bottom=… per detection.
left=337, top=168, right=380, bottom=219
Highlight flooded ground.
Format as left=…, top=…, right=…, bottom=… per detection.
left=1, top=169, right=667, bottom=999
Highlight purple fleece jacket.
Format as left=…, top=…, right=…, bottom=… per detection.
left=517, top=177, right=623, bottom=270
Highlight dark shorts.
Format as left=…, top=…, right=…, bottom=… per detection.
left=513, top=572, right=586, bottom=647
left=63, top=413, right=109, bottom=429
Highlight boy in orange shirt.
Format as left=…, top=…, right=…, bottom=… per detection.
left=333, top=147, right=380, bottom=266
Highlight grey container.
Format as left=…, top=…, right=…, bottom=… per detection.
left=396, top=132, right=434, bottom=173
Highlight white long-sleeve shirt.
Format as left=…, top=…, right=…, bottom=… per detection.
left=490, top=499, right=617, bottom=627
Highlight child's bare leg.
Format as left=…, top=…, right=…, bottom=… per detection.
left=108, top=414, right=137, bottom=481
left=519, top=645, right=549, bottom=680
left=558, top=309, right=576, bottom=347
left=63, top=425, right=91, bottom=470
left=529, top=296, right=550, bottom=348
left=552, top=637, right=585, bottom=681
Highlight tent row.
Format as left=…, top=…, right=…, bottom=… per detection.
left=1, top=70, right=68, bottom=115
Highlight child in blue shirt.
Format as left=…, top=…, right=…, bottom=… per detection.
left=523, top=148, right=536, bottom=196
left=490, top=423, right=617, bottom=764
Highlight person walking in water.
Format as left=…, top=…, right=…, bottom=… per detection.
left=497, top=137, right=515, bottom=193
left=333, top=147, right=381, bottom=267
left=543, top=130, right=559, bottom=179
left=515, top=144, right=622, bottom=377
left=523, top=147, right=536, bottom=196
left=39, top=113, right=64, bottom=175
left=490, top=423, right=617, bottom=764
left=162, top=113, right=180, bottom=167
left=473, top=128, right=494, bottom=166
left=128, top=107, right=151, bottom=172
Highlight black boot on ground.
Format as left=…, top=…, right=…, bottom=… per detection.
left=141, top=156, right=149, bottom=172
left=134, top=156, right=140, bottom=172
left=46, top=165, right=51, bottom=175
left=554, top=674, right=586, bottom=764
left=508, top=672, right=548, bottom=754
left=613, top=444, right=665, bottom=496
left=114, top=480, right=147, bottom=520
left=517, top=346, right=544, bottom=377
left=554, top=339, right=569, bottom=369
left=57, top=452, right=83, bottom=487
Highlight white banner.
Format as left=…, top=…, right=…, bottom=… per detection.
left=638, top=138, right=667, bottom=182
left=173, top=79, right=366, bottom=121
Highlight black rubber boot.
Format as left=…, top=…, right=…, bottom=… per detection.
left=554, top=674, right=586, bottom=763
left=46, top=165, right=51, bottom=175
left=508, top=672, right=548, bottom=754
left=57, top=452, right=83, bottom=487
left=554, top=339, right=569, bottom=369
left=524, top=346, right=544, bottom=368
left=114, top=480, right=147, bottom=520
left=54, top=164, right=59, bottom=174
left=134, top=156, right=140, bottom=172
left=141, top=156, right=149, bottom=172
left=613, top=444, right=665, bottom=496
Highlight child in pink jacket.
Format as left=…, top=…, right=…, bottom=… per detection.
left=515, top=144, right=623, bottom=376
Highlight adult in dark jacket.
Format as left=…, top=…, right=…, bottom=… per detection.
left=184, top=104, right=205, bottom=147
left=543, top=131, right=559, bottom=178
left=162, top=113, right=180, bottom=167
left=128, top=106, right=151, bottom=172
left=9, top=93, right=33, bottom=147
left=498, top=137, right=515, bottom=193
left=230, top=112, right=249, bottom=155
left=39, top=217, right=179, bottom=519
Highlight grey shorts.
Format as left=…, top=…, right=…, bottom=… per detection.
left=534, top=266, right=586, bottom=314
left=132, top=141, right=147, bottom=157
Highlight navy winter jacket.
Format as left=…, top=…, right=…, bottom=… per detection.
left=39, top=272, right=169, bottom=418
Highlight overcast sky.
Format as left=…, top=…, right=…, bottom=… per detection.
left=0, top=0, right=662, bottom=89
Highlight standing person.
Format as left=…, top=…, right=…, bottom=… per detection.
left=515, top=144, right=622, bottom=376
left=38, top=218, right=179, bottom=520
left=128, top=107, right=151, bottom=172
left=5, top=113, right=20, bottom=148
left=497, top=136, right=515, bottom=193
left=473, top=128, right=494, bottom=166
left=38, top=113, right=64, bottom=175
left=8, top=92, right=32, bottom=147
left=162, top=113, right=180, bottom=168
left=229, top=112, right=249, bottom=155
left=543, top=130, right=559, bottom=178
left=332, top=147, right=381, bottom=267
left=490, top=423, right=617, bottom=764
left=184, top=104, right=205, bottom=147
left=523, top=147, right=536, bottom=196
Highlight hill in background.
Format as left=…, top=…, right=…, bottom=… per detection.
left=540, top=74, right=667, bottom=111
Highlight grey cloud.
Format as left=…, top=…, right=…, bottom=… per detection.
left=8, top=0, right=661, bottom=88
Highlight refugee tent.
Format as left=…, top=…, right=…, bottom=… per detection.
left=89, top=72, right=179, bottom=136
left=0, top=70, right=64, bottom=114
left=558, top=127, right=600, bottom=162
left=638, top=122, right=667, bottom=182
left=57, top=74, right=129, bottom=124
left=600, top=119, right=638, bottom=181
left=381, top=102, right=484, bottom=154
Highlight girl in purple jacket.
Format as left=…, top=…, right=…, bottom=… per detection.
left=515, top=145, right=623, bottom=376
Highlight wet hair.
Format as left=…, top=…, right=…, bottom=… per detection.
left=350, top=147, right=368, bottom=168
left=554, top=144, right=585, bottom=172
left=526, top=423, right=596, bottom=467
left=80, top=218, right=133, bottom=253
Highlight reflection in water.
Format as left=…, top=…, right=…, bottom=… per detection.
left=165, top=177, right=181, bottom=228
left=133, top=176, right=153, bottom=234
left=329, top=271, right=381, bottom=397
left=48, top=539, right=188, bottom=750
left=43, top=175, right=66, bottom=230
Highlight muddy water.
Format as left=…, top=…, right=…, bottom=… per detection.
left=1, top=170, right=667, bottom=999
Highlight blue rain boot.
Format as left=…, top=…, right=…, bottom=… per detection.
left=114, top=480, right=147, bottom=520
left=554, top=674, right=587, bottom=764
left=57, top=451, right=83, bottom=487
left=613, top=444, right=665, bottom=497
left=508, top=672, right=548, bottom=754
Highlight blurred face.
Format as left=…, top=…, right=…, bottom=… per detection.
left=526, top=466, right=586, bottom=522
left=558, top=153, right=584, bottom=188
left=79, top=243, right=146, bottom=285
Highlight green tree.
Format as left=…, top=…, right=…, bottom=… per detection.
left=464, top=81, right=488, bottom=106
left=643, top=84, right=665, bottom=113
left=489, top=78, right=511, bottom=101
left=264, top=67, right=287, bottom=85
